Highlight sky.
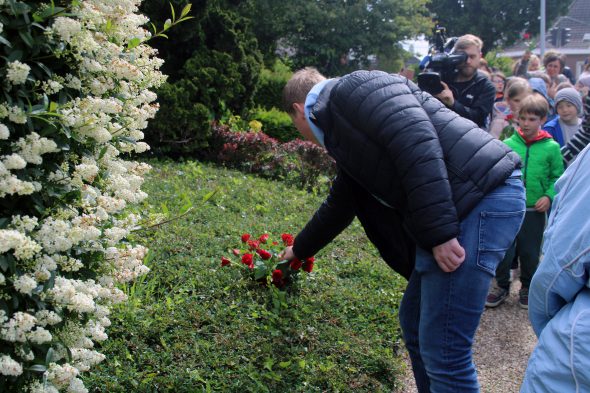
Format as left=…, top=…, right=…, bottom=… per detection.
left=401, top=37, right=430, bottom=58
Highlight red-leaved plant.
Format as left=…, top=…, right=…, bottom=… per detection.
left=220, top=232, right=315, bottom=289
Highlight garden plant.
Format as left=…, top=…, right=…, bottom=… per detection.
left=0, top=0, right=189, bottom=390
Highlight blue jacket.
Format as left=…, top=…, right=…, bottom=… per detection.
left=521, top=146, right=590, bottom=393
left=543, top=116, right=565, bottom=147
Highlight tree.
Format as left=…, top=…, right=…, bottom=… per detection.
left=427, top=0, right=573, bottom=53
left=243, top=0, right=432, bottom=76
left=140, top=0, right=263, bottom=153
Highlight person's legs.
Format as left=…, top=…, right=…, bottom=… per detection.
left=399, top=271, right=430, bottom=393
left=495, top=241, right=515, bottom=289
left=402, top=177, right=525, bottom=392
left=517, top=211, right=546, bottom=289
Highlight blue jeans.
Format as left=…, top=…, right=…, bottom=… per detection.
left=399, top=175, right=525, bottom=393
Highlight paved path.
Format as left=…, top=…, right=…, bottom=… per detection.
left=396, top=273, right=537, bottom=393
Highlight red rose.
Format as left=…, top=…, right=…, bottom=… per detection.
left=247, top=240, right=260, bottom=250
left=241, top=253, right=253, bottom=266
left=523, top=32, right=530, bottom=40
left=258, top=234, right=269, bottom=243
left=232, top=249, right=240, bottom=256
left=256, top=249, right=272, bottom=260
left=305, top=256, right=315, bottom=263
left=272, top=241, right=278, bottom=246
left=221, top=257, right=231, bottom=267
left=241, top=233, right=251, bottom=243
left=281, top=233, right=294, bottom=246
left=302, top=259, right=314, bottom=273
left=506, top=113, right=514, bottom=122
left=290, top=257, right=302, bottom=270
left=271, top=269, right=284, bottom=287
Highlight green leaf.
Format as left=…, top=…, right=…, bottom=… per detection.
left=201, top=188, right=218, bottom=203
left=7, top=49, right=24, bottom=62
left=0, top=35, right=12, bottom=47
left=263, top=358, right=274, bottom=371
left=0, top=255, right=8, bottom=272
left=18, top=30, right=34, bottom=48
left=159, top=33, right=169, bottom=39
left=180, top=3, right=192, bottom=18
left=35, top=61, right=53, bottom=78
left=278, top=361, right=292, bottom=369
left=28, top=365, right=47, bottom=372
left=127, top=37, right=141, bottom=50
left=169, top=3, right=176, bottom=22
left=45, top=348, right=56, bottom=364
left=253, top=263, right=268, bottom=280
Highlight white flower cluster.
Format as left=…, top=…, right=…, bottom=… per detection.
left=14, top=132, right=59, bottom=165
left=6, top=60, right=31, bottom=85
left=1, top=0, right=166, bottom=390
left=0, top=123, right=9, bottom=139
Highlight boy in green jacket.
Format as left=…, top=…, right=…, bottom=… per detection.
left=486, top=94, right=564, bottom=309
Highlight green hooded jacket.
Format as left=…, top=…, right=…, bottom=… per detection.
left=504, top=130, right=564, bottom=207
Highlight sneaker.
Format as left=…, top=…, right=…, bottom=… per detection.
left=486, top=284, right=509, bottom=308
left=519, top=287, right=529, bottom=309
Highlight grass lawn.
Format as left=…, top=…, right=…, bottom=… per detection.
left=84, top=159, right=409, bottom=392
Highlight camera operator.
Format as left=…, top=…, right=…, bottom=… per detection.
left=434, top=34, right=496, bottom=128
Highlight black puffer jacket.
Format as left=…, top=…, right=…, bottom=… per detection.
left=309, top=70, right=520, bottom=249
left=293, top=169, right=416, bottom=279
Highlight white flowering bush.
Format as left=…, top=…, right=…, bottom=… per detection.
left=0, top=0, right=186, bottom=390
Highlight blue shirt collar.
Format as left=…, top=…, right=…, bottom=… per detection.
left=304, top=79, right=334, bottom=147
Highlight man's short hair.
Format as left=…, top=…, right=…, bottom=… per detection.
left=519, top=94, right=548, bottom=119
left=453, top=34, right=483, bottom=52
left=282, top=67, right=326, bottom=115
left=505, top=77, right=531, bottom=99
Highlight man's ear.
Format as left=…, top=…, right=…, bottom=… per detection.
left=292, top=102, right=305, bottom=118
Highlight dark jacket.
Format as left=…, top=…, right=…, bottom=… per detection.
left=293, top=170, right=415, bottom=280
left=447, top=71, right=495, bottom=127
left=294, top=70, right=520, bottom=257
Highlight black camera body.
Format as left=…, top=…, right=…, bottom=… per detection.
left=418, top=26, right=467, bottom=95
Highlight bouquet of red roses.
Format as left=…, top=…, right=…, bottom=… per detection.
left=220, top=232, right=315, bottom=289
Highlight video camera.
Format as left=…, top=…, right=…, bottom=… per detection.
left=417, top=26, right=467, bottom=95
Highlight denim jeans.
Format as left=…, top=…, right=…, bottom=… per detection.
left=399, top=175, right=525, bottom=393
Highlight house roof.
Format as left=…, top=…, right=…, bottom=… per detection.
left=503, top=0, right=590, bottom=55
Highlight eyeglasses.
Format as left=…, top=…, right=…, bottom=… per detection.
left=492, top=79, right=505, bottom=84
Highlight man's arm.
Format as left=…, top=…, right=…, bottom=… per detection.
left=449, top=78, right=496, bottom=127
left=291, top=171, right=356, bottom=260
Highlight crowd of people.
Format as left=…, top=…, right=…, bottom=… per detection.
left=279, top=33, right=590, bottom=392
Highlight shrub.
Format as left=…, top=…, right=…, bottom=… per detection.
left=0, top=0, right=167, bottom=390
left=250, top=107, right=299, bottom=142
left=206, top=123, right=335, bottom=190
left=252, top=59, right=292, bottom=110
left=141, top=1, right=263, bottom=154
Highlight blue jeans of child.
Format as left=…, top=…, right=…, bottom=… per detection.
left=399, top=175, right=525, bottom=393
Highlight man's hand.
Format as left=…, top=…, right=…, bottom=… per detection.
left=522, top=50, right=531, bottom=61
left=278, top=246, right=295, bottom=261
left=434, top=81, right=454, bottom=107
left=534, top=196, right=551, bottom=212
left=432, top=238, right=466, bottom=273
